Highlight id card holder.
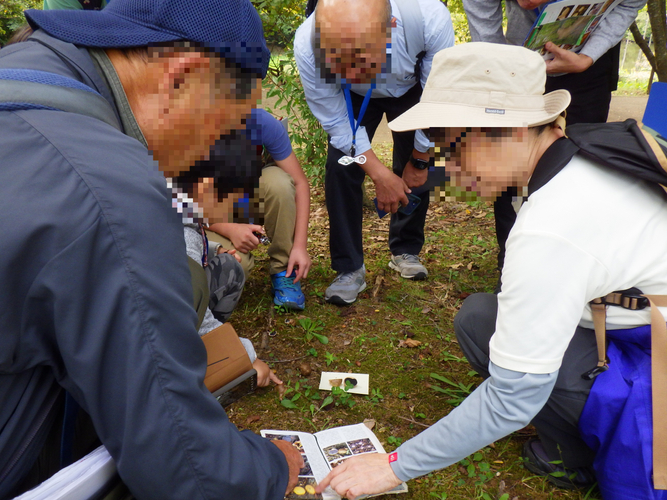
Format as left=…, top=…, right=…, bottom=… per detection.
left=337, top=154, right=367, bottom=166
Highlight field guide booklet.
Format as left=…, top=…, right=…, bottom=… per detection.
left=524, top=0, right=622, bottom=57
left=261, top=423, right=408, bottom=499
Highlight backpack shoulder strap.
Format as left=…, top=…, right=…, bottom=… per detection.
left=0, top=69, right=121, bottom=131
left=639, top=127, right=667, bottom=196
left=527, top=137, right=580, bottom=196
left=305, top=0, right=318, bottom=17
left=394, top=0, right=425, bottom=63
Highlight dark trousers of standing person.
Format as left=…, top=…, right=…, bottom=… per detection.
left=493, top=43, right=621, bottom=270
left=324, top=83, right=428, bottom=273
left=454, top=293, right=599, bottom=468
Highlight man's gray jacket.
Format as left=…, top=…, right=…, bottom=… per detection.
left=0, top=32, right=288, bottom=499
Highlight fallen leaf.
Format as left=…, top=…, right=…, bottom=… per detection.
left=398, top=339, right=422, bottom=348
left=343, top=339, right=351, bottom=346
left=363, top=419, right=376, bottom=430
left=339, top=307, right=356, bottom=318
left=466, top=262, right=473, bottom=271
left=276, top=384, right=287, bottom=401
left=421, top=307, right=431, bottom=314
left=372, top=275, right=384, bottom=298
left=260, top=331, right=269, bottom=350
left=449, top=263, right=463, bottom=269
left=246, top=415, right=261, bottom=425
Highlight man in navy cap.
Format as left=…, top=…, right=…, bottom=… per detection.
left=0, top=1, right=301, bottom=498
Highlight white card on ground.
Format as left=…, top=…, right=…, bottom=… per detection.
left=318, top=372, right=369, bottom=395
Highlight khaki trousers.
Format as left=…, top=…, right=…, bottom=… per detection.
left=206, top=166, right=296, bottom=278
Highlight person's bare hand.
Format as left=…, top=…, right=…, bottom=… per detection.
left=194, top=178, right=237, bottom=224
left=374, top=169, right=410, bottom=214
left=315, top=453, right=402, bottom=500
left=222, top=224, right=264, bottom=253
left=271, top=439, right=304, bottom=495
left=286, top=246, right=311, bottom=283
left=216, top=247, right=242, bottom=263
left=402, top=161, right=428, bottom=189
left=253, top=359, right=283, bottom=387
left=517, top=0, right=550, bottom=9
left=544, top=42, right=593, bottom=74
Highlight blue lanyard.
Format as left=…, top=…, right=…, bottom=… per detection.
left=343, top=83, right=374, bottom=157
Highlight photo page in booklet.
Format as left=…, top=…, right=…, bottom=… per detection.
left=524, top=0, right=621, bottom=57
left=261, top=423, right=408, bottom=500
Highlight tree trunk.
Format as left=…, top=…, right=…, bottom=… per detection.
left=630, top=20, right=657, bottom=71
left=647, top=0, right=667, bottom=81
left=629, top=1, right=667, bottom=82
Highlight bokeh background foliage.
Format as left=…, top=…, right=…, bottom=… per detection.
left=0, top=0, right=40, bottom=45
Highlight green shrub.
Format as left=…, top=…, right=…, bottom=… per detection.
left=1, top=0, right=41, bottom=46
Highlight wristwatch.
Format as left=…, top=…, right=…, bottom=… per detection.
left=409, top=154, right=429, bottom=170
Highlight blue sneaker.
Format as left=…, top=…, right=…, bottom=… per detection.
left=271, top=271, right=305, bottom=310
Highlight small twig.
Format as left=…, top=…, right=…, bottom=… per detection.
left=260, top=354, right=309, bottom=364
left=396, top=415, right=431, bottom=428
left=414, top=296, right=437, bottom=304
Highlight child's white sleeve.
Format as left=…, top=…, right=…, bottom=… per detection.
left=239, top=338, right=257, bottom=363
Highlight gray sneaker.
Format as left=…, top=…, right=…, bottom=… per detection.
left=389, top=254, right=428, bottom=280
left=325, top=265, right=367, bottom=305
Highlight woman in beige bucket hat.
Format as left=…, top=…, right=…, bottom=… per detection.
left=316, top=42, right=667, bottom=499
left=389, top=42, right=571, bottom=201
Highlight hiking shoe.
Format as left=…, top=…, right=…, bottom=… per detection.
left=389, top=254, right=428, bottom=280
left=271, top=271, right=305, bottom=310
left=522, top=439, right=596, bottom=490
left=325, top=265, right=367, bottom=305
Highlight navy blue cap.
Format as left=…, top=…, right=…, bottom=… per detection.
left=24, top=0, right=270, bottom=77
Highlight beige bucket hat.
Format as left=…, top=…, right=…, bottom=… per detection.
left=389, top=42, right=571, bottom=131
